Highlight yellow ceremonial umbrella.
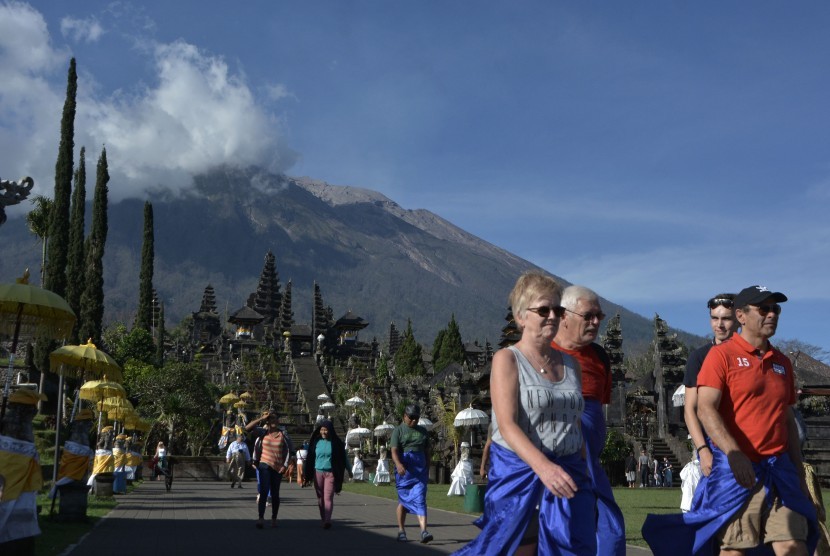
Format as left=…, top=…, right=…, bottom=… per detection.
left=240, top=391, right=253, bottom=400
left=219, top=392, right=239, bottom=405
left=79, top=380, right=126, bottom=401
left=0, top=270, right=76, bottom=424
left=124, top=418, right=152, bottom=432
left=50, top=340, right=122, bottom=382
left=233, top=400, right=248, bottom=409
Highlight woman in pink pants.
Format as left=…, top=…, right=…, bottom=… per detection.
left=303, top=420, right=347, bottom=529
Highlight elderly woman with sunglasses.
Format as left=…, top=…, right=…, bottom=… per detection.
left=455, top=272, right=596, bottom=556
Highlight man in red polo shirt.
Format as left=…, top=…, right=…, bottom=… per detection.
left=696, top=285, right=814, bottom=554
left=553, top=285, right=624, bottom=556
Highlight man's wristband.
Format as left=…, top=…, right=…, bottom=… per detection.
left=696, top=445, right=710, bottom=454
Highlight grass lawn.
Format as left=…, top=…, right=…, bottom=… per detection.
left=343, top=483, right=830, bottom=548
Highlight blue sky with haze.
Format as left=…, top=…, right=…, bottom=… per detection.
left=1, top=1, right=828, bottom=354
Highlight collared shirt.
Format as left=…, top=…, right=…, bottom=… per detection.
left=697, top=334, right=795, bottom=462
left=551, top=341, right=611, bottom=403
left=226, top=440, right=251, bottom=462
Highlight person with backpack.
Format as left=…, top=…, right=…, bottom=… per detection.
left=245, top=411, right=294, bottom=529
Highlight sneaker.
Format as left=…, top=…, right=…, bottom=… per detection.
left=397, top=531, right=407, bottom=542
left=420, top=531, right=433, bottom=544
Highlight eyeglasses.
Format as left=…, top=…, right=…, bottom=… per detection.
left=750, top=304, right=781, bottom=316
left=707, top=298, right=734, bottom=309
left=565, top=308, right=606, bottom=322
left=526, top=305, right=566, bottom=319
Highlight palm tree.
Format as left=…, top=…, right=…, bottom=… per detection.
left=26, top=195, right=53, bottom=286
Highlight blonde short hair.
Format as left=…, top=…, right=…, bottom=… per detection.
left=509, top=272, right=562, bottom=328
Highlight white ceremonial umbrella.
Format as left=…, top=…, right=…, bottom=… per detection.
left=345, top=395, right=366, bottom=408
left=418, top=417, right=434, bottom=431
left=320, top=401, right=335, bottom=411
left=317, top=393, right=331, bottom=401
left=454, top=406, right=490, bottom=446
left=373, top=422, right=394, bottom=437
left=346, top=426, right=372, bottom=448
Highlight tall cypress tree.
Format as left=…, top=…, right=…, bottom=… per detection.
left=135, top=201, right=154, bottom=332
left=393, top=319, right=425, bottom=377
left=43, top=57, right=77, bottom=297
left=156, top=302, right=165, bottom=368
left=79, top=148, right=109, bottom=346
left=36, top=57, right=77, bottom=400
left=66, top=147, right=86, bottom=344
left=435, top=314, right=465, bottom=372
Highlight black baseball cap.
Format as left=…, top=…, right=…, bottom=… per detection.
left=734, top=285, right=788, bottom=308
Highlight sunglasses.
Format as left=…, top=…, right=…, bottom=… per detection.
left=750, top=304, right=781, bottom=316
left=527, top=305, right=566, bottom=319
left=565, top=308, right=606, bottom=322
left=707, top=298, right=734, bottom=309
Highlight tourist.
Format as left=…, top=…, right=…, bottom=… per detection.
left=390, top=403, right=433, bottom=544
left=225, top=433, right=251, bottom=488
left=303, top=420, right=347, bottom=529
left=683, top=293, right=737, bottom=478
left=552, top=285, right=625, bottom=554
left=245, top=411, right=293, bottom=529
left=662, top=457, right=673, bottom=487
left=455, top=272, right=595, bottom=555
left=637, top=449, right=650, bottom=487
left=153, top=441, right=169, bottom=481
left=296, top=441, right=309, bottom=487
left=625, top=452, right=637, bottom=489
left=479, top=426, right=492, bottom=481
left=643, top=285, right=819, bottom=553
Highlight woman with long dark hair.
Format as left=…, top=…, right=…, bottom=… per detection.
left=303, top=420, right=347, bottom=529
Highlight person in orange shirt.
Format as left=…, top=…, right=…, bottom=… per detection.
left=644, top=285, right=818, bottom=554
left=552, top=285, right=624, bottom=556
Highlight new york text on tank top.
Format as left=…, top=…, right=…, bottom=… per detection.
left=523, top=387, right=584, bottom=455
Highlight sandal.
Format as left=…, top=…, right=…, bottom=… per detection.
left=420, top=530, right=433, bottom=544
left=397, top=531, right=407, bottom=542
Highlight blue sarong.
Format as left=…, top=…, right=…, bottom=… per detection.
left=395, top=450, right=428, bottom=516
left=643, top=447, right=818, bottom=555
left=583, top=399, right=626, bottom=556
left=453, top=443, right=596, bottom=556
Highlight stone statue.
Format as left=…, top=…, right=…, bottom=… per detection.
left=0, top=388, right=46, bottom=550
left=0, top=176, right=34, bottom=226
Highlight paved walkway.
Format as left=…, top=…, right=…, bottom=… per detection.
left=66, top=479, right=653, bottom=555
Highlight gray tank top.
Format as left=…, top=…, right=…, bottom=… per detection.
left=491, top=346, right=584, bottom=457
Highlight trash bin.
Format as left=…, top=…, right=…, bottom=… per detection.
left=463, top=483, right=487, bottom=513
left=57, top=481, right=88, bottom=522
left=94, top=473, right=114, bottom=497
left=113, top=471, right=127, bottom=494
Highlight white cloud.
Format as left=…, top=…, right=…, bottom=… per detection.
left=60, top=16, right=104, bottom=43
left=0, top=4, right=297, bottom=208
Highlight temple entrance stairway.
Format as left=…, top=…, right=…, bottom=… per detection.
left=290, top=355, right=346, bottom=437
left=632, top=435, right=682, bottom=487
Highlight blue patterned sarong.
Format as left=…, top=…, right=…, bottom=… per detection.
left=453, top=443, right=596, bottom=556
left=643, top=447, right=818, bottom=555
left=395, top=450, right=428, bottom=516
left=583, top=399, right=626, bottom=556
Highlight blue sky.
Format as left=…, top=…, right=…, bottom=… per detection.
left=1, top=1, right=828, bottom=354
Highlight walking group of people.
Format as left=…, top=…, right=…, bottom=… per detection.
left=460, top=276, right=823, bottom=555
left=215, top=274, right=824, bottom=555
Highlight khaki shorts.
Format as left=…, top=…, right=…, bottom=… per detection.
left=718, top=480, right=808, bottom=549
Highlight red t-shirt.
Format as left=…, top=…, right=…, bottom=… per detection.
left=697, top=334, right=795, bottom=462
left=551, top=341, right=611, bottom=404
